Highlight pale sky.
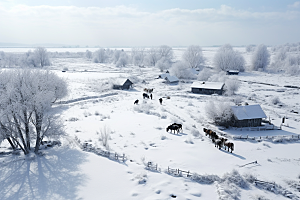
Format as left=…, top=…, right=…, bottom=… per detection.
left=0, top=0, right=300, bottom=47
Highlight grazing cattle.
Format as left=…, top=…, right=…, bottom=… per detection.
left=134, top=99, right=139, bottom=105
left=143, top=93, right=149, bottom=99
left=159, top=98, right=163, bottom=105
left=166, top=124, right=179, bottom=134
left=172, top=123, right=183, bottom=132
left=224, top=141, right=234, bottom=153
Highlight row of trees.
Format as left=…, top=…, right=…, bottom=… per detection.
left=0, top=69, right=68, bottom=154
left=0, top=47, right=51, bottom=68
left=213, top=44, right=270, bottom=72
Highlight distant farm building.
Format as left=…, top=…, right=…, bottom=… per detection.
left=113, top=79, right=133, bottom=90
left=231, top=104, right=267, bottom=127
left=191, top=81, right=225, bottom=95
left=158, top=73, right=179, bottom=84
left=226, top=70, right=239, bottom=75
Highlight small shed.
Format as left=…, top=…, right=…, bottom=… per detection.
left=164, top=74, right=179, bottom=84
left=191, top=81, right=225, bottom=95
left=226, top=70, right=239, bottom=75
left=113, top=78, right=133, bottom=90
left=231, top=104, right=267, bottom=127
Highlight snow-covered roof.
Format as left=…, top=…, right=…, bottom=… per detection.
left=165, top=75, right=179, bottom=83
left=191, top=81, right=224, bottom=90
left=227, top=70, right=239, bottom=73
left=113, top=78, right=132, bottom=85
left=231, top=104, right=267, bottom=120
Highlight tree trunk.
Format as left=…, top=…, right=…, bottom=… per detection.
left=34, top=113, right=43, bottom=153
left=23, top=111, right=31, bottom=150
left=13, top=115, right=29, bottom=154
left=6, top=137, right=16, bottom=150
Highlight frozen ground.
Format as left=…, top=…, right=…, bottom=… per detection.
left=0, top=47, right=300, bottom=200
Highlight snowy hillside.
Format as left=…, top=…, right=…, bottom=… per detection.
left=0, top=47, right=300, bottom=200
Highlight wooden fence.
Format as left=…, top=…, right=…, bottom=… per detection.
left=233, top=134, right=300, bottom=142
left=76, top=138, right=126, bottom=162
left=167, top=166, right=192, bottom=177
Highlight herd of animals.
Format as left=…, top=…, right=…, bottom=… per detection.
left=203, top=128, right=234, bottom=153
left=134, top=88, right=234, bottom=154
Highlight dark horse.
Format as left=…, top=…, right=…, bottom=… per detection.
left=159, top=98, right=163, bottom=105
left=134, top=99, right=139, bottom=104
left=224, top=141, right=234, bottom=153
left=172, top=123, right=182, bottom=132
left=213, top=137, right=227, bottom=149
left=166, top=124, right=179, bottom=134
left=143, top=93, right=149, bottom=99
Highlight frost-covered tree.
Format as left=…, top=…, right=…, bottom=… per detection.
left=0, top=69, right=68, bottom=154
left=205, top=101, right=233, bottom=127
left=85, top=50, right=92, bottom=60
left=213, top=44, right=245, bottom=72
left=33, top=47, right=51, bottom=67
left=93, top=48, right=107, bottom=63
left=116, top=52, right=129, bottom=67
left=157, top=45, right=173, bottom=62
left=183, top=45, right=205, bottom=69
left=131, top=48, right=145, bottom=66
left=224, top=78, right=241, bottom=96
left=113, top=50, right=122, bottom=64
left=170, top=61, right=195, bottom=79
left=274, top=48, right=287, bottom=62
left=246, top=45, right=255, bottom=52
left=251, top=44, right=270, bottom=71
left=197, top=68, right=212, bottom=81
left=155, top=58, right=171, bottom=72
left=145, top=48, right=160, bottom=66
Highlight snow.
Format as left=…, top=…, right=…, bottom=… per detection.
left=1, top=47, right=300, bottom=200
left=231, top=104, right=267, bottom=120
left=191, top=81, right=225, bottom=90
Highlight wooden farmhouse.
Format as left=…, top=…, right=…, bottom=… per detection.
left=226, top=70, right=239, bottom=75
left=113, top=79, right=133, bottom=90
left=191, top=81, right=225, bottom=95
left=158, top=73, right=179, bottom=84
left=231, top=104, right=267, bottom=127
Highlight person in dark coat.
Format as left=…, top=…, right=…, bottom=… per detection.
left=150, top=94, right=153, bottom=100
left=159, top=98, right=163, bottom=105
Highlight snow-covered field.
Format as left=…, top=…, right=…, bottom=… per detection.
left=1, top=47, right=300, bottom=200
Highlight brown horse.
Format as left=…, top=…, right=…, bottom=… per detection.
left=214, top=137, right=227, bottom=149
left=224, top=141, right=234, bottom=153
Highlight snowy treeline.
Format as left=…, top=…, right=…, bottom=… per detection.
left=0, top=69, right=68, bottom=154
left=0, top=47, right=51, bottom=68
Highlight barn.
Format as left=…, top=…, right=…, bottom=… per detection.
left=226, top=70, right=239, bottom=75
left=158, top=73, right=179, bottom=84
left=113, top=79, right=133, bottom=90
left=191, top=81, right=225, bottom=95
left=231, top=104, right=267, bottom=127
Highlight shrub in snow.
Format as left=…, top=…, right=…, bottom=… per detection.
left=33, top=47, right=51, bottom=67
left=246, top=44, right=255, bottom=52
left=85, top=50, right=92, bottom=59
left=205, top=101, right=233, bottom=127
left=251, top=44, right=270, bottom=71
left=182, top=45, right=205, bottom=69
left=213, top=44, right=245, bottom=72
left=191, top=129, right=200, bottom=137
left=197, top=68, right=212, bottom=81
left=157, top=45, right=173, bottom=61
left=243, top=173, right=257, bottom=184
left=144, top=48, right=160, bottom=66
left=97, top=125, right=111, bottom=150
left=216, top=181, right=240, bottom=200
left=191, top=173, right=221, bottom=184
left=161, top=135, right=167, bottom=140
left=286, top=65, right=300, bottom=76
left=270, top=96, right=281, bottom=105
left=208, top=71, right=227, bottom=82
left=222, top=169, right=249, bottom=189
left=224, top=78, right=241, bottom=96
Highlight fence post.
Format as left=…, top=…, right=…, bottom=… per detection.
left=156, top=164, right=157, bottom=171
left=168, top=166, right=169, bottom=173
left=123, top=154, right=125, bottom=162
